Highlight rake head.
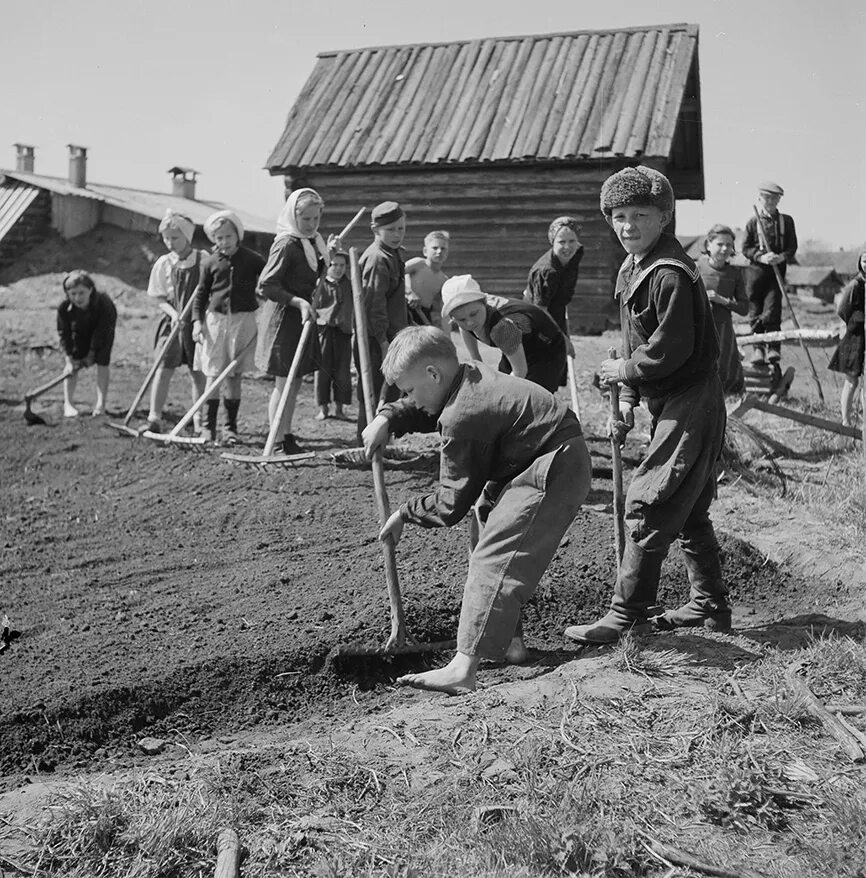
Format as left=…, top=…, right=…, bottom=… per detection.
left=141, top=430, right=212, bottom=452
left=220, top=450, right=316, bottom=469
left=106, top=421, right=142, bottom=437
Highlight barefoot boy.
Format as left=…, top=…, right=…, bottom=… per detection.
left=363, top=326, right=591, bottom=694
left=405, top=230, right=450, bottom=328
left=312, top=250, right=353, bottom=420
left=564, top=166, right=728, bottom=645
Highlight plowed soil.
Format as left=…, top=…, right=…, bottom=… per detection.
left=0, top=229, right=840, bottom=790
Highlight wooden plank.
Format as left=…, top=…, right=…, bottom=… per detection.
left=398, top=43, right=461, bottom=163
left=736, top=328, right=840, bottom=345
left=549, top=34, right=600, bottom=157
left=647, top=30, right=695, bottom=156
left=536, top=35, right=589, bottom=157
left=577, top=31, right=628, bottom=157
left=512, top=36, right=566, bottom=159
left=381, top=45, right=437, bottom=165
left=490, top=39, right=549, bottom=160
left=460, top=40, right=518, bottom=161
left=593, top=31, right=643, bottom=153
left=642, top=30, right=681, bottom=157
left=610, top=30, right=659, bottom=155
left=448, top=40, right=507, bottom=162
left=746, top=399, right=862, bottom=440
left=626, top=28, right=669, bottom=156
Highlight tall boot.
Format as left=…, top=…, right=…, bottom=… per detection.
left=564, top=540, right=665, bottom=644
left=656, top=541, right=731, bottom=631
left=204, top=399, right=220, bottom=444
left=223, top=398, right=240, bottom=445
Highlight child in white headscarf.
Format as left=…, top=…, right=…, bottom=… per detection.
left=255, top=188, right=340, bottom=455
left=144, top=209, right=208, bottom=433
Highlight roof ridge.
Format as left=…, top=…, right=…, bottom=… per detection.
left=316, top=23, right=697, bottom=58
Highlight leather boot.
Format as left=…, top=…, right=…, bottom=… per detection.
left=655, top=543, right=731, bottom=631
left=565, top=541, right=664, bottom=644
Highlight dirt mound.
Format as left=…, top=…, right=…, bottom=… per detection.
left=0, top=393, right=826, bottom=786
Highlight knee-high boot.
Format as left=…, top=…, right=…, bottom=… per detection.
left=657, top=540, right=731, bottom=631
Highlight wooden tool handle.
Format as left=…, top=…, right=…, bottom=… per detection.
left=337, top=207, right=366, bottom=241
left=214, top=827, right=240, bottom=878
left=25, top=368, right=77, bottom=401
left=262, top=320, right=314, bottom=457
left=607, top=346, right=626, bottom=565
left=349, top=247, right=407, bottom=648
left=121, top=291, right=199, bottom=426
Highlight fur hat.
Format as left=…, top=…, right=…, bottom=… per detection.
left=441, top=275, right=486, bottom=320
left=370, top=201, right=405, bottom=228
left=599, top=166, right=674, bottom=216
left=758, top=181, right=784, bottom=196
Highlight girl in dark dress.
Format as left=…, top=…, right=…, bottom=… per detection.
left=828, top=249, right=866, bottom=426
left=255, top=188, right=338, bottom=455
left=442, top=275, right=567, bottom=393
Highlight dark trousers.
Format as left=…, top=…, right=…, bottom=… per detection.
left=353, top=336, right=399, bottom=444
left=612, top=374, right=727, bottom=618
left=745, top=264, right=786, bottom=358
left=315, top=326, right=352, bottom=406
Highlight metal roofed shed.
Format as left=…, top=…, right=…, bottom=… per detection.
left=266, top=23, right=704, bottom=331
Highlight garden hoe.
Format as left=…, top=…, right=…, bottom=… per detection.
left=141, top=335, right=256, bottom=451
left=219, top=320, right=316, bottom=469
left=107, top=290, right=199, bottom=437
left=331, top=248, right=455, bottom=661
left=22, top=367, right=79, bottom=425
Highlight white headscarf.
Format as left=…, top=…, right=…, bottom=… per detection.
left=275, top=188, right=328, bottom=273
left=158, top=209, right=196, bottom=244
left=204, top=210, right=244, bottom=243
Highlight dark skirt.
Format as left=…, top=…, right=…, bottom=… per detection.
left=154, top=315, right=196, bottom=369
left=255, top=300, right=320, bottom=377
left=829, top=331, right=865, bottom=377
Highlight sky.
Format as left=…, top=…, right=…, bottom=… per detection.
left=1, top=0, right=864, bottom=248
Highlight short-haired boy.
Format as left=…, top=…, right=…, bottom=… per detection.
left=741, top=182, right=797, bottom=366
left=56, top=270, right=117, bottom=417
left=312, top=250, right=353, bottom=420
left=405, top=230, right=450, bottom=328
left=355, top=201, right=408, bottom=443
left=192, top=211, right=264, bottom=444
left=564, top=166, right=728, bottom=645
left=363, top=326, right=591, bottom=694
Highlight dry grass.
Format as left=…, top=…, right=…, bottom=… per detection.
left=15, top=632, right=866, bottom=877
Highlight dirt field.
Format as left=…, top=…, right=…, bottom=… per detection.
left=1, top=229, right=864, bottom=876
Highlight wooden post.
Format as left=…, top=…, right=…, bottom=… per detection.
left=752, top=206, right=824, bottom=403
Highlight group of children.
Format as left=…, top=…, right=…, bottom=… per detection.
left=51, top=167, right=862, bottom=697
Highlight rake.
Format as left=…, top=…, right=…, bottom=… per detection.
left=220, top=320, right=316, bottom=469
left=141, top=335, right=256, bottom=451
left=107, top=289, right=199, bottom=437
left=331, top=246, right=455, bottom=660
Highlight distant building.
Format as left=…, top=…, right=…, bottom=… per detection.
left=265, top=23, right=705, bottom=331
left=784, top=266, right=844, bottom=304
left=0, top=144, right=274, bottom=267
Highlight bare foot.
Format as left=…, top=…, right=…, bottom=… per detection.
left=91, top=405, right=105, bottom=417
left=64, top=403, right=80, bottom=418
left=505, top=636, right=529, bottom=665
left=396, top=652, right=479, bottom=695
left=315, top=408, right=328, bottom=421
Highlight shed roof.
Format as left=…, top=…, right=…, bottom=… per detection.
left=0, top=170, right=274, bottom=235
left=266, top=23, right=700, bottom=172
left=0, top=182, right=41, bottom=243
left=785, top=266, right=843, bottom=287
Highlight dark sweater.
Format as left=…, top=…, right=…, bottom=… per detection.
left=525, top=245, right=584, bottom=332
left=742, top=212, right=797, bottom=265
left=56, top=290, right=117, bottom=359
left=192, top=246, right=265, bottom=321
left=616, top=233, right=719, bottom=405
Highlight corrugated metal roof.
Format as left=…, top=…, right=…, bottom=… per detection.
left=0, top=183, right=40, bottom=242
left=266, top=23, right=699, bottom=171
left=0, top=170, right=274, bottom=235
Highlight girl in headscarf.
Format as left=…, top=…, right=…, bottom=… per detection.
left=144, top=209, right=208, bottom=433
left=828, top=248, right=866, bottom=426
left=525, top=216, right=584, bottom=335
left=255, top=188, right=338, bottom=455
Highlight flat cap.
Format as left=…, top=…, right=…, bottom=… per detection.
left=758, top=181, right=784, bottom=196
left=370, top=201, right=405, bottom=228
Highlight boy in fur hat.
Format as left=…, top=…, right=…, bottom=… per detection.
left=192, top=210, right=264, bottom=444
left=144, top=209, right=208, bottom=433
left=564, top=166, right=729, bottom=645
left=741, top=182, right=797, bottom=367
left=355, top=201, right=409, bottom=443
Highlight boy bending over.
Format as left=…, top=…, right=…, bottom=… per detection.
left=363, top=326, right=591, bottom=694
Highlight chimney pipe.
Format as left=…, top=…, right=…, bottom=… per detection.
left=168, top=166, right=198, bottom=200
left=14, top=143, right=35, bottom=173
left=67, top=144, right=87, bottom=188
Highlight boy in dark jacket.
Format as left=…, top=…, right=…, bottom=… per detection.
left=564, top=166, right=729, bottom=645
